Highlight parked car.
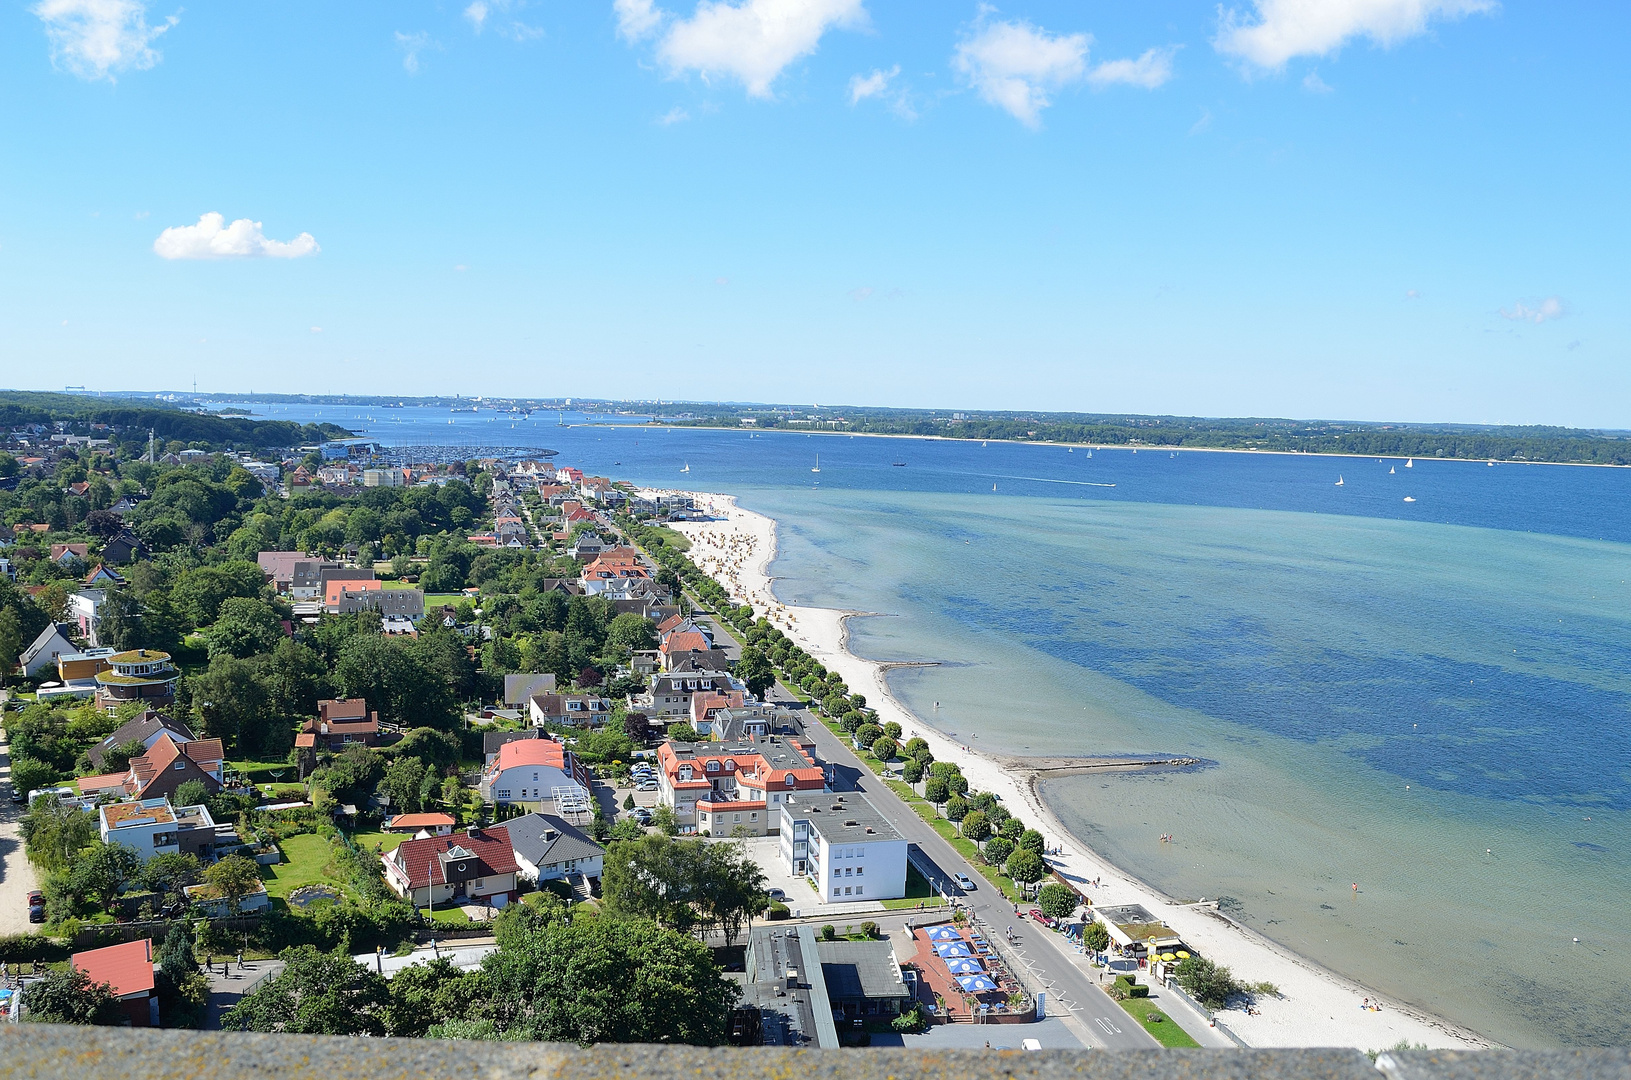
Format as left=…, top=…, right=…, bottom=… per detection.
left=954, top=873, right=976, bottom=891
left=632, top=808, right=652, bottom=824
left=637, top=782, right=658, bottom=792
left=1027, top=908, right=1053, bottom=926
left=766, top=888, right=786, bottom=901
left=9, top=786, right=25, bottom=805
left=27, top=890, right=45, bottom=923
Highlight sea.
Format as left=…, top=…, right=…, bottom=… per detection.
left=240, top=402, right=1631, bottom=1048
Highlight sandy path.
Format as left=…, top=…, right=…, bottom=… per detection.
left=0, top=723, right=40, bottom=937
left=661, top=490, right=1490, bottom=1052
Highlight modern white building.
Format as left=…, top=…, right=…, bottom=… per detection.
left=779, top=790, right=908, bottom=904
left=98, top=798, right=218, bottom=862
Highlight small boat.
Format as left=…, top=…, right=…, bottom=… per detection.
left=681, top=462, right=690, bottom=474
left=1389, top=466, right=1396, bottom=474
left=1086, top=450, right=1092, bottom=458
left=891, top=461, right=906, bottom=467
left=1403, top=496, right=1416, bottom=503
left=1405, top=458, right=1414, bottom=468
left=1335, top=476, right=1344, bottom=486
left=1488, top=460, right=1496, bottom=466
left=812, top=455, right=821, bottom=473
left=992, top=483, right=997, bottom=491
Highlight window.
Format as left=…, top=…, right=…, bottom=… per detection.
left=173, top=761, right=186, bottom=771
left=751, top=813, right=758, bottom=821
left=856, top=886, right=863, bottom=895
left=844, top=887, right=852, bottom=896
left=832, top=887, right=841, bottom=897
left=856, top=847, right=864, bottom=858
left=844, top=867, right=852, bottom=877
left=855, top=866, right=863, bottom=876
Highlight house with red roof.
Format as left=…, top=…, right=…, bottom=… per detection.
left=691, top=690, right=746, bottom=734
left=477, top=737, right=589, bottom=808
left=659, top=630, right=714, bottom=670
left=382, top=826, right=520, bottom=908
left=77, top=734, right=225, bottom=804
left=656, top=735, right=825, bottom=832
left=384, top=812, right=456, bottom=837
left=72, top=939, right=159, bottom=1027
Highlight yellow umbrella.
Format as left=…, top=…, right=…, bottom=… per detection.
left=1160, top=953, right=1177, bottom=962
left=1175, top=951, right=1191, bottom=959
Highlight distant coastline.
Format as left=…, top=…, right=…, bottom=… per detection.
left=605, top=421, right=1631, bottom=470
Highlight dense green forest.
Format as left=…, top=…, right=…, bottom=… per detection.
left=0, top=391, right=350, bottom=450
left=666, top=405, right=1631, bottom=466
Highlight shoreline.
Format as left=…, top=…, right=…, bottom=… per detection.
left=664, top=489, right=1493, bottom=1053
left=607, top=423, right=1631, bottom=470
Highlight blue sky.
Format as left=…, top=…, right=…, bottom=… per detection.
left=1, top=1, right=1626, bottom=426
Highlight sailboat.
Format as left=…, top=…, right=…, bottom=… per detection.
left=1086, top=450, right=1092, bottom=458
left=681, top=462, right=690, bottom=474
left=1405, top=458, right=1414, bottom=468
left=811, top=455, right=820, bottom=473
left=1487, top=460, right=1496, bottom=466
left=1335, top=476, right=1345, bottom=486
left=1403, top=496, right=1416, bottom=502
left=1389, top=466, right=1396, bottom=474
left=992, top=483, right=997, bottom=491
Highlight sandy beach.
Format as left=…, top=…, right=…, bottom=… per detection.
left=662, top=489, right=1492, bottom=1052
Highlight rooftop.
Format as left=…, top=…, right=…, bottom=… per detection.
left=785, top=790, right=903, bottom=842
left=101, top=799, right=175, bottom=829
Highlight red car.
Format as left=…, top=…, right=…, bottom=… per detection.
left=27, top=890, right=45, bottom=924
left=1027, top=908, right=1054, bottom=926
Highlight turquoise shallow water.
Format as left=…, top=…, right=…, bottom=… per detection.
left=747, top=489, right=1631, bottom=1050
left=239, top=404, right=1631, bottom=1047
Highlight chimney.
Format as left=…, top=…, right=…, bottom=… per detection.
left=467, top=826, right=481, bottom=838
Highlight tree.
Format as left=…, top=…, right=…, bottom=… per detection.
left=620, top=711, right=651, bottom=745
left=622, top=793, right=636, bottom=811
left=315, top=744, right=384, bottom=804
left=983, top=836, right=1014, bottom=867
left=191, top=657, right=274, bottom=756
left=1174, top=956, right=1244, bottom=1010
left=944, top=794, right=968, bottom=822
left=923, top=774, right=949, bottom=807
left=144, top=851, right=203, bottom=906
left=1083, top=921, right=1111, bottom=952
left=173, top=779, right=210, bottom=809
left=735, top=647, right=776, bottom=700
left=854, top=723, right=882, bottom=747
left=68, top=841, right=143, bottom=913
left=1018, top=827, right=1045, bottom=853
left=221, top=945, right=390, bottom=1035
left=0, top=606, right=20, bottom=687
left=882, top=721, right=902, bottom=740
left=202, top=854, right=262, bottom=914
left=871, top=736, right=898, bottom=762
left=384, top=957, right=482, bottom=1038
left=961, top=810, right=991, bottom=844
left=601, top=834, right=764, bottom=944
left=1004, top=847, right=1046, bottom=889
left=20, top=966, right=123, bottom=1026
left=479, top=914, right=739, bottom=1045
left=383, top=756, right=427, bottom=814
left=20, top=795, right=98, bottom=873
left=205, top=597, right=284, bottom=660
left=604, top=613, right=658, bottom=656
left=1037, top=882, right=1077, bottom=920
left=665, top=723, right=701, bottom=744
left=901, top=758, right=924, bottom=785
left=8, top=757, right=56, bottom=803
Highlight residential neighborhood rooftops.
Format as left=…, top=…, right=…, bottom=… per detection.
left=493, top=738, right=569, bottom=771
left=497, top=812, right=603, bottom=871
left=385, top=812, right=457, bottom=831
left=101, top=799, right=176, bottom=829
left=389, top=827, right=520, bottom=890
left=72, top=939, right=155, bottom=999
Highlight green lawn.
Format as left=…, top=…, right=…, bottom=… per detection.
left=380, top=580, right=421, bottom=591
left=420, top=906, right=471, bottom=925
left=423, top=593, right=464, bottom=607
left=229, top=759, right=298, bottom=785
left=348, top=829, right=407, bottom=854
left=261, top=833, right=348, bottom=900
left=881, top=864, right=948, bottom=910
left=1119, top=998, right=1201, bottom=1048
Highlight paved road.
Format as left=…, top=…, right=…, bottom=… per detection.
left=0, top=723, right=40, bottom=937
left=679, top=607, right=1159, bottom=1051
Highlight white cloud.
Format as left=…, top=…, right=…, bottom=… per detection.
left=1087, top=46, right=1178, bottom=89
left=640, top=0, right=867, bottom=98
left=396, top=31, right=434, bottom=74
left=658, top=105, right=691, bottom=124
left=1302, top=69, right=1332, bottom=92
left=849, top=286, right=873, bottom=302
left=848, top=65, right=896, bottom=104
left=848, top=64, right=916, bottom=118
left=152, top=213, right=320, bottom=260
left=468, top=1, right=544, bottom=40
left=1215, top=0, right=1495, bottom=69
left=1189, top=107, right=1213, bottom=134
left=310, top=326, right=323, bottom=333
left=1500, top=297, right=1564, bottom=324
left=465, top=2, right=489, bottom=31
left=615, top=0, right=665, bottom=40
left=1405, top=288, right=1422, bottom=299
left=952, top=9, right=1091, bottom=127
left=33, top=0, right=177, bottom=82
